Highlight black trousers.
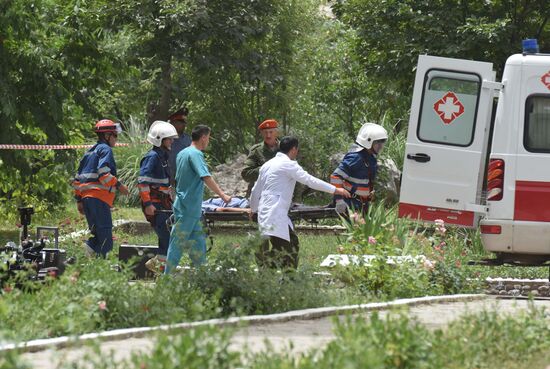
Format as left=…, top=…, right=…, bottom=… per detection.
left=256, top=226, right=300, bottom=270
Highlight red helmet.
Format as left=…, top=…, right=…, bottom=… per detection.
left=94, top=119, right=122, bottom=134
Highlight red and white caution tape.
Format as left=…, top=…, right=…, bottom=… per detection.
left=0, top=143, right=131, bottom=150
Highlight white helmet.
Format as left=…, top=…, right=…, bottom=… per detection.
left=350, top=123, right=388, bottom=152
left=147, top=120, right=178, bottom=147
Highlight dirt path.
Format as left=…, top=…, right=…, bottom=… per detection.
left=19, top=297, right=550, bottom=368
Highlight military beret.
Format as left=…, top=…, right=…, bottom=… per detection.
left=258, top=119, right=278, bottom=130
left=168, top=107, right=189, bottom=122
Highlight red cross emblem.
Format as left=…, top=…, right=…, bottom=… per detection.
left=433, top=92, right=465, bottom=125
left=541, top=71, right=550, bottom=90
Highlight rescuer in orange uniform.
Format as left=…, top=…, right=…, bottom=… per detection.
left=73, top=120, right=129, bottom=257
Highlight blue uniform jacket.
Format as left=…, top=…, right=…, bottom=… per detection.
left=138, top=147, right=171, bottom=208
left=330, top=148, right=378, bottom=209
left=73, top=140, right=119, bottom=206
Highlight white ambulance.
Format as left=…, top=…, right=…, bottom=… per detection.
left=399, top=41, right=550, bottom=265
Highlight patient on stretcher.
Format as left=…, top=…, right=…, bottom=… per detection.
left=202, top=197, right=250, bottom=213
left=199, top=197, right=337, bottom=223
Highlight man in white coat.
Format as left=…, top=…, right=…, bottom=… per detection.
left=250, top=136, right=350, bottom=269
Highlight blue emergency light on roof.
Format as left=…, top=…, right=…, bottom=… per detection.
left=522, top=39, right=539, bottom=54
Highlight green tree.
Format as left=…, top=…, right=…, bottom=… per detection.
left=0, top=0, right=76, bottom=210
left=104, top=0, right=298, bottom=124
left=0, top=0, right=124, bottom=213
left=334, top=0, right=550, bottom=118
left=185, top=0, right=318, bottom=159
left=101, top=0, right=319, bottom=161
left=290, top=16, right=371, bottom=141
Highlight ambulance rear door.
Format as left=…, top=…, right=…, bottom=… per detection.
left=399, top=55, right=496, bottom=227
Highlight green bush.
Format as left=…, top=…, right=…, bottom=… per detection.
left=335, top=205, right=477, bottom=299
left=56, top=325, right=240, bottom=369
left=179, top=235, right=331, bottom=315
left=0, top=350, right=30, bottom=369
left=0, top=257, right=217, bottom=341
left=48, top=304, right=550, bottom=369
left=0, top=234, right=348, bottom=341
left=251, top=307, right=550, bottom=369
left=129, top=326, right=240, bottom=369
left=0, top=153, right=74, bottom=223
left=440, top=307, right=550, bottom=368
left=341, top=202, right=416, bottom=254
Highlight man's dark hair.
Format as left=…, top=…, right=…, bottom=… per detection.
left=279, top=136, right=299, bottom=154
left=191, top=125, right=211, bottom=141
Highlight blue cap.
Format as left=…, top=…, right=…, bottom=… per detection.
left=522, top=39, right=539, bottom=54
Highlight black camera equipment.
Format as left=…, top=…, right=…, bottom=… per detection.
left=0, top=206, right=74, bottom=286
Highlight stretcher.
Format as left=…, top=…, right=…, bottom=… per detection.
left=157, top=204, right=340, bottom=225
left=157, top=205, right=341, bottom=253
left=205, top=204, right=338, bottom=223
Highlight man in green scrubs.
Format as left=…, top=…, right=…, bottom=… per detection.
left=165, top=125, right=231, bottom=273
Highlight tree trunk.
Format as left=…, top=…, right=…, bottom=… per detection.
left=147, top=54, right=173, bottom=124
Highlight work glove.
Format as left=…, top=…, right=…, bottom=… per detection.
left=335, top=199, right=348, bottom=214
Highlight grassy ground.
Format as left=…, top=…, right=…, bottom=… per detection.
left=2, top=204, right=550, bottom=369
left=116, top=229, right=342, bottom=270
left=514, top=353, right=550, bottom=369
left=1, top=204, right=548, bottom=279
left=19, top=308, right=550, bottom=369
left=0, top=205, right=343, bottom=288
left=0, top=230, right=19, bottom=246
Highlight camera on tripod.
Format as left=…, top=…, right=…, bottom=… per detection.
left=0, top=206, right=73, bottom=286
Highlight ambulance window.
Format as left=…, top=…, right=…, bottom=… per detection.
left=417, top=70, right=481, bottom=146
left=525, top=96, right=550, bottom=152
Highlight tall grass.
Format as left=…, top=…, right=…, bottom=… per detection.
left=342, top=201, right=419, bottom=255
left=115, top=116, right=150, bottom=206
left=379, top=112, right=407, bottom=170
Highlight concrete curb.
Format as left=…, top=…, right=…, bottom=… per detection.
left=1, top=294, right=485, bottom=354
left=56, top=218, right=343, bottom=244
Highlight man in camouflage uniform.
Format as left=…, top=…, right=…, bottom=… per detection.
left=167, top=107, right=191, bottom=187
left=241, top=119, right=280, bottom=197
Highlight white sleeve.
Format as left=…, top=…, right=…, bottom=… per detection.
left=290, top=162, right=335, bottom=194
left=249, top=168, right=265, bottom=212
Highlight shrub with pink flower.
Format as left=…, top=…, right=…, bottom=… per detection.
left=349, top=212, right=365, bottom=224
left=434, top=219, right=446, bottom=235
left=70, top=272, right=79, bottom=284
left=422, top=259, right=435, bottom=271
left=368, top=236, right=377, bottom=245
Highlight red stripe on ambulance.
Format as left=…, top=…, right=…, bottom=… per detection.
left=514, top=181, right=550, bottom=222
left=398, top=203, right=475, bottom=227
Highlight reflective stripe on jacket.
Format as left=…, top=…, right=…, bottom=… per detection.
left=73, top=141, right=119, bottom=207
left=138, top=147, right=171, bottom=208
left=330, top=149, right=377, bottom=209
